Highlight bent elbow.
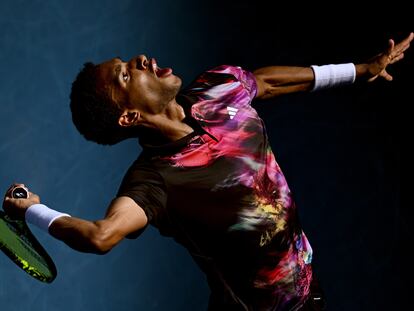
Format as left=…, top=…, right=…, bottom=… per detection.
left=90, top=229, right=118, bottom=255
left=91, top=239, right=112, bottom=255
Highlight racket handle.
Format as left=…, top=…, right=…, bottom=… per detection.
left=11, top=187, right=29, bottom=199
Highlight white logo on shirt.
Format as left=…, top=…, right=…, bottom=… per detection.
left=227, top=106, right=238, bottom=119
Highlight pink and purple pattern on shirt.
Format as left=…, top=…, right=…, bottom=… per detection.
left=163, top=65, right=313, bottom=309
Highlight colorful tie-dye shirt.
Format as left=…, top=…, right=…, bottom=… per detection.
left=117, top=65, right=313, bottom=310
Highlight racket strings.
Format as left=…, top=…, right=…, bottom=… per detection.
left=3, top=218, right=48, bottom=266
left=0, top=212, right=56, bottom=282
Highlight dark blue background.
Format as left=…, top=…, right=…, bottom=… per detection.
left=0, top=1, right=411, bottom=310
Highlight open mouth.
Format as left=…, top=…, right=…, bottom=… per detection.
left=151, top=58, right=173, bottom=78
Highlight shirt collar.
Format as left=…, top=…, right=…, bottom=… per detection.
left=138, top=93, right=214, bottom=157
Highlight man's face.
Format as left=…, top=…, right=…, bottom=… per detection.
left=95, top=55, right=182, bottom=116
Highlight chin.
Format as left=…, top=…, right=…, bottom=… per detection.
left=170, top=77, right=182, bottom=98
left=172, top=75, right=182, bottom=90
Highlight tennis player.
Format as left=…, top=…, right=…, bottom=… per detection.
left=4, top=33, right=412, bottom=311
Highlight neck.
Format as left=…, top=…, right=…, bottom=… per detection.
left=141, top=99, right=194, bottom=142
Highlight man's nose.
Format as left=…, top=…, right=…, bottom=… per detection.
left=131, top=55, right=148, bottom=70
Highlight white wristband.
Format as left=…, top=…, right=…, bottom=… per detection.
left=25, top=204, right=71, bottom=232
left=311, top=63, right=356, bottom=91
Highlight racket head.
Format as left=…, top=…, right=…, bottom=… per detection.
left=0, top=211, right=57, bottom=283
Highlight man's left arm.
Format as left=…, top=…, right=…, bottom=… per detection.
left=253, top=32, right=413, bottom=100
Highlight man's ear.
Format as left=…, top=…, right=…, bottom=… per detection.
left=118, top=110, right=141, bottom=127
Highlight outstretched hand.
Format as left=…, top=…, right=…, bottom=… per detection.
left=366, top=32, right=413, bottom=82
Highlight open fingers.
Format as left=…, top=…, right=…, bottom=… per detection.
left=380, top=70, right=393, bottom=81
left=387, top=39, right=395, bottom=56
left=392, top=32, right=413, bottom=55
left=403, top=32, right=414, bottom=44
left=390, top=53, right=404, bottom=64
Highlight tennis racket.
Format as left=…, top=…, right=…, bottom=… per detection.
left=0, top=187, right=56, bottom=283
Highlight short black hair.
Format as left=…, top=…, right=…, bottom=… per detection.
left=70, top=62, right=135, bottom=145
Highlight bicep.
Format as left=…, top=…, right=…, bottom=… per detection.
left=101, top=196, right=148, bottom=239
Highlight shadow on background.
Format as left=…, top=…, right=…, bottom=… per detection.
left=0, top=1, right=411, bottom=310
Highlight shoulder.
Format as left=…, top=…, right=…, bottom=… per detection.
left=198, top=65, right=253, bottom=83
left=116, top=156, right=167, bottom=226
left=206, top=65, right=257, bottom=99
left=121, top=156, right=164, bottom=186
left=183, top=65, right=257, bottom=98
left=206, top=65, right=249, bottom=77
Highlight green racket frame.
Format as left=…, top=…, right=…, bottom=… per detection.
left=0, top=211, right=57, bottom=283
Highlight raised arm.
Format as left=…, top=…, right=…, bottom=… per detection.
left=253, top=66, right=314, bottom=99
left=253, top=32, right=413, bottom=100
left=3, top=185, right=148, bottom=254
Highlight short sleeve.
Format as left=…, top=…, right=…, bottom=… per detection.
left=117, top=161, right=167, bottom=226
left=207, top=65, right=258, bottom=101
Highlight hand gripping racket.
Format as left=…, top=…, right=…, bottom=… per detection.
left=0, top=187, right=57, bottom=283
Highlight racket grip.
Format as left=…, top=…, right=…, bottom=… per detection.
left=11, top=187, right=29, bottom=199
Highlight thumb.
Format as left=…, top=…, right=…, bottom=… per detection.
left=387, top=39, right=395, bottom=56
left=381, top=69, right=393, bottom=81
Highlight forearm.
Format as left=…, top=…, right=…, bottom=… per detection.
left=4, top=189, right=147, bottom=255
left=47, top=197, right=147, bottom=254
left=253, top=63, right=373, bottom=100
left=253, top=66, right=314, bottom=99
left=49, top=216, right=122, bottom=254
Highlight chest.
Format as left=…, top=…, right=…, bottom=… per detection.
left=160, top=156, right=254, bottom=229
